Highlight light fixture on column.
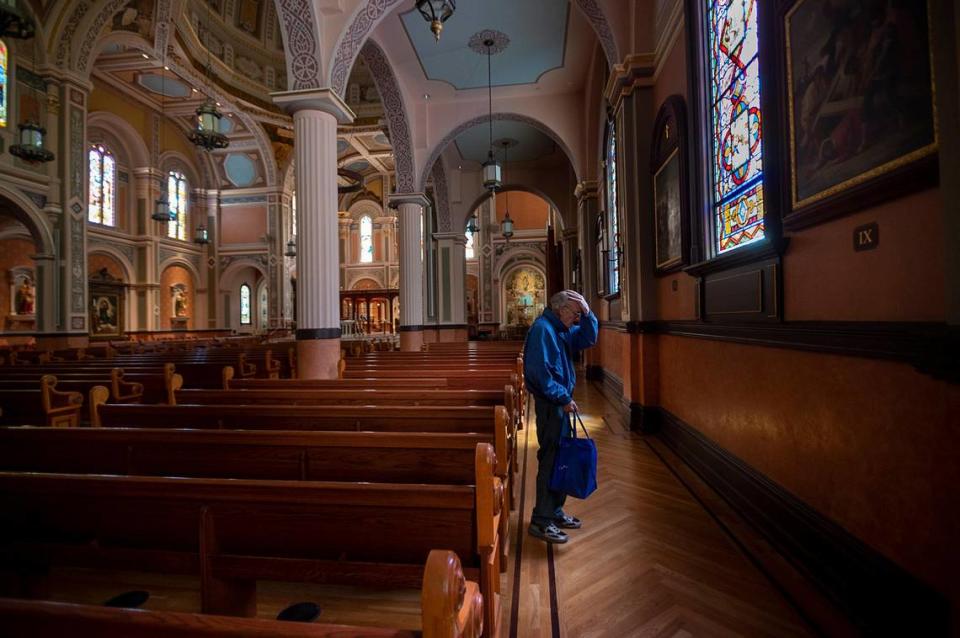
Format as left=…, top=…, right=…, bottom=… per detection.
left=465, top=212, right=478, bottom=235
left=0, top=0, right=35, bottom=39
left=481, top=38, right=501, bottom=192
left=189, top=1, right=229, bottom=151
left=284, top=237, right=297, bottom=257
left=193, top=223, right=210, bottom=244
left=415, top=0, right=455, bottom=42
left=8, top=36, right=53, bottom=163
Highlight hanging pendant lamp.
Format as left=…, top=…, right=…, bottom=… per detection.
left=499, top=140, right=514, bottom=241
left=190, top=2, right=229, bottom=151
left=415, top=0, right=456, bottom=42
left=481, top=38, right=501, bottom=192
left=8, top=37, right=53, bottom=163
left=0, top=0, right=34, bottom=39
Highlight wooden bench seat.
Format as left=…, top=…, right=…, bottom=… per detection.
left=0, top=548, right=482, bottom=638
left=0, top=444, right=502, bottom=636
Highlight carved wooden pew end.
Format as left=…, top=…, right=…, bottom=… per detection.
left=39, top=375, right=83, bottom=428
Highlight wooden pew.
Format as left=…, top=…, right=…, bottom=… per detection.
left=0, top=444, right=502, bottom=637
left=0, top=549, right=483, bottom=638
left=40, top=375, right=83, bottom=427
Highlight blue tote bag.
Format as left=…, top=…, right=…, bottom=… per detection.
left=549, top=411, right=598, bottom=499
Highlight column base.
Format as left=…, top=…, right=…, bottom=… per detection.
left=297, top=338, right=341, bottom=379
left=438, top=326, right=468, bottom=342
left=399, top=330, right=424, bottom=352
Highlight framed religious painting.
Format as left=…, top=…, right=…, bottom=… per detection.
left=778, top=0, right=938, bottom=229
left=89, top=267, right=125, bottom=339
left=651, top=95, right=690, bottom=274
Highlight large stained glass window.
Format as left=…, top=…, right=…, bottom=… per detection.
left=359, top=215, right=373, bottom=263
left=604, top=124, right=620, bottom=294
left=88, top=145, right=116, bottom=226
left=708, top=0, right=765, bottom=254
left=0, top=40, right=8, bottom=128
left=167, top=171, right=188, bottom=241
left=239, top=284, right=251, bottom=325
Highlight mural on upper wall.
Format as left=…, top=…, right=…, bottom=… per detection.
left=235, top=0, right=263, bottom=38
left=504, top=268, right=545, bottom=327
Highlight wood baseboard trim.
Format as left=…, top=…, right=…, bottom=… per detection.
left=655, top=407, right=949, bottom=636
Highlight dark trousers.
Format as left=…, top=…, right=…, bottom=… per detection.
left=531, top=397, right=571, bottom=527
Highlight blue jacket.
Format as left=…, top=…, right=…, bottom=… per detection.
left=523, top=308, right=599, bottom=406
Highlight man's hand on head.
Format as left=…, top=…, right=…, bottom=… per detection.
left=565, top=290, right=590, bottom=316
left=563, top=400, right=579, bottom=413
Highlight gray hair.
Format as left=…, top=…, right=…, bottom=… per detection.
left=549, top=290, right=574, bottom=312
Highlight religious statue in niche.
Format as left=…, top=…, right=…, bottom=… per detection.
left=504, top=268, right=545, bottom=328
left=9, top=269, right=35, bottom=316
left=171, top=284, right=188, bottom=318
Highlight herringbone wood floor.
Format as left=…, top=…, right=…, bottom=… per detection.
left=500, top=380, right=814, bottom=638
left=40, top=377, right=815, bottom=637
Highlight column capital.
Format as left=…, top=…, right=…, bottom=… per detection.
left=575, top=180, right=600, bottom=202
left=561, top=227, right=580, bottom=241
left=271, top=88, right=356, bottom=124
left=388, top=192, right=430, bottom=209
left=433, top=232, right=467, bottom=245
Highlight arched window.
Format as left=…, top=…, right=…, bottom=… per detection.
left=0, top=40, right=8, bottom=128
left=167, top=171, right=188, bottom=241
left=359, top=215, right=373, bottom=263
left=465, top=224, right=475, bottom=260
left=706, top=0, right=765, bottom=253
left=239, top=283, right=251, bottom=325
left=88, top=144, right=116, bottom=226
left=290, top=192, right=297, bottom=238
left=603, top=122, right=620, bottom=294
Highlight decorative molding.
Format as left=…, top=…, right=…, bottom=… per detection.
left=221, top=195, right=269, bottom=205
left=276, top=0, right=323, bottom=89
left=70, top=108, right=84, bottom=199
left=89, top=238, right=136, bottom=265
left=604, top=53, right=657, bottom=107
left=329, top=0, right=405, bottom=97
left=573, top=0, right=619, bottom=68
left=296, top=327, right=341, bottom=340
left=431, top=161, right=451, bottom=232
left=468, top=30, right=510, bottom=55
left=656, top=408, right=949, bottom=636
left=360, top=40, right=415, bottom=194
left=76, top=0, right=131, bottom=74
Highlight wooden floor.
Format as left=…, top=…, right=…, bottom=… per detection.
left=41, top=378, right=816, bottom=637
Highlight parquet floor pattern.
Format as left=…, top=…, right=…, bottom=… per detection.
left=41, top=377, right=814, bottom=638
left=500, top=380, right=815, bottom=638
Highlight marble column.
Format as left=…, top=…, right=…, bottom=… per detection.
left=434, top=232, right=468, bottom=342
left=389, top=193, right=429, bottom=351
left=273, top=89, right=355, bottom=378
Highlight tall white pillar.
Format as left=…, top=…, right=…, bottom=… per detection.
left=389, top=193, right=429, bottom=351
left=434, top=232, right=468, bottom=342
left=273, top=89, right=355, bottom=377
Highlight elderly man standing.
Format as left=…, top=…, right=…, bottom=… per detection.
left=523, top=289, right=599, bottom=544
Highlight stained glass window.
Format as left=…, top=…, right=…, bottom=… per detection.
left=0, top=40, right=8, bottom=128
left=604, top=124, right=620, bottom=294
left=465, top=223, right=475, bottom=260
left=707, top=0, right=765, bottom=254
left=167, top=171, right=188, bottom=241
left=239, top=284, right=251, bottom=325
left=290, top=192, right=297, bottom=238
left=88, top=145, right=116, bottom=226
left=359, top=215, right=373, bottom=263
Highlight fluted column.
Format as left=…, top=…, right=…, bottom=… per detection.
left=389, top=193, right=429, bottom=351
left=274, top=89, right=355, bottom=377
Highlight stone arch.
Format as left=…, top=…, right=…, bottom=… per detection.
left=418, top=112, right=581, bottom=193
left=87, top=111, right=151, bottom=169
left=159, top=150, right=204, bottom=191
left=348, top=198, right=384, bottom=221
left=429, top=161, right=450, bottom=233
left=498, top=259, right=547, bottom=327
left=88, top=246, right=135, bottom=282
left=271, top=0, right=324, bottom=90
left=0, top=185, right=57, bottom=331
left=160, top=256, right=202, bottom=288
left=349, top=275, right=383, bottom=290
left=358, top=40, right=415, bottom=194
left=328, top=0, right=620, bottom=96
left=462, top=183, right=564, bottom=233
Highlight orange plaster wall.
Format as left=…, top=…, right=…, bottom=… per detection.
left=88, top=253, right=126, bottom=281
left=656, top=273, right=697, bottom=320
left=657, top=334, right=960, bottom=601
left=596, top=326, right=626, bottom=382
left=496, top=191, right=549, bottom=230
left=784, top=189, right=945, bottom=321
left=220, top=206, right=267, bottom=245
left=0, top=238, right=36, bottom=328
left=159, top=265, right=195, bottom=330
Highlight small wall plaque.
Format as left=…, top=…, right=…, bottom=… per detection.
left=854, top=222, right=879, bottom=252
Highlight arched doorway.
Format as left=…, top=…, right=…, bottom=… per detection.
left=0, top=190, right=56, bottom=335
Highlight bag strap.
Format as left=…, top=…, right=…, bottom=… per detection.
left=569, top=410, right=591, bottom=439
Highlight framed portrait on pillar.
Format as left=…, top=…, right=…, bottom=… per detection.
left=776, top=0, right=939, bottom=229
left=89, top=267, right=125, bottom=339
left=651, top=95, right=690, bottom=274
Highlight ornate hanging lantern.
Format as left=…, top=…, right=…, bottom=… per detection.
left=151, top=196, right=173, bottom=222
left=481, top=38, right=500, bottom=192
left=9, top=121, right=53, bottom=163
left=415, top=0, right=456, bottom=42
left=188, top=99, right=229, bottom=151
left=501, top=210, right=514, bottom=241
left=284, top=237, right=297, bottom=258
left=193, top=223, right=210, bottom=244
left=0, top=0, right=35, bottom=39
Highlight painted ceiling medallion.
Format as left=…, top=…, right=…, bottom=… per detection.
left=468, top=30, right=509, bottom=56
